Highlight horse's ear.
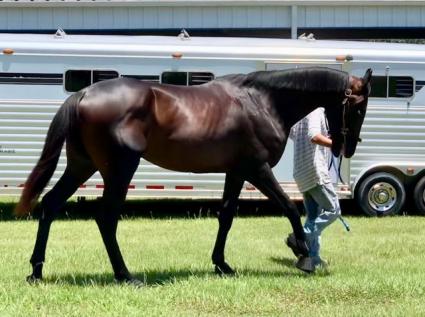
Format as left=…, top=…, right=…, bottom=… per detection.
left=363, top=68, right=372, bottom=84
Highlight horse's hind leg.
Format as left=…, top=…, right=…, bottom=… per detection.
left=212, top=172, right=244, bottom=275
left=95, top=148, right=141, bottom=285
left=27, top=158, right=95, bottom=282
left=245, top=163, right=315, bottom=273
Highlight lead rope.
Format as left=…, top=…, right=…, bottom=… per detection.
left=328, top=152, right=350, bottom=231
left=326, top=95, right=351, bottom=232
left=328, top=155, right=345, bottom=184
left=339, top=91, right=352, bottom=231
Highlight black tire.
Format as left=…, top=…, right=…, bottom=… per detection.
left=356, top=172, right=405, bottom=217
left=413, top=176, right=425, bottom=215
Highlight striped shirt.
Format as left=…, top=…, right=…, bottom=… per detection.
left=289, top=108, right=331, bottom=193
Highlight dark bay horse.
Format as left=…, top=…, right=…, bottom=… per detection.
left=16, top=67, right=372, bottom=285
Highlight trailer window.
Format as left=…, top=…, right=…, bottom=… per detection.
left=161, top=72, right=187, bottom=85
left=161, top=72, right=214, bottom=86
left=370, top=76, right=414, bottom=98
left=93, top=70, right=119, bottom=83
left=189, top=72, right=214, bottom=85
left=65, top=70, right=119, bottom=92
left=65, top=70, right=91, bottom=92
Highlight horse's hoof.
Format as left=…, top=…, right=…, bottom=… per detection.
left=285, top=233, right=302, bottom=258
left=115, top=277, right=144, bottom=288
left=214, top=262, right=236, bottom=276
left=26, top=274, right=42, bottom=284
left=295, top=256, right=315, bottom=274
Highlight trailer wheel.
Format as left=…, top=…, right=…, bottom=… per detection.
left=413, top=176, right=425, bottom=215
left=356, top=172, right=405, bottom=217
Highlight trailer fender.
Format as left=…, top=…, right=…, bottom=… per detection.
left=352, top=162, right=425, bottom=192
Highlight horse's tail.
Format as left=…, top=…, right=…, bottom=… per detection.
left=15, top=92, right=83, bottom=217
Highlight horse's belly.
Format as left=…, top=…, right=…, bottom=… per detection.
left=142, top=137, right=239, bottom=173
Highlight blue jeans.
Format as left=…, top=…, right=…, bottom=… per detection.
left=302, top=182, right=341, bottom=261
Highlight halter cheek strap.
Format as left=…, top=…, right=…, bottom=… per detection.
left=341, top=88, right=352, bottom=143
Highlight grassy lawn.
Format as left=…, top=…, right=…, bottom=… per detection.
left=0, top=216, right=424, bottom=316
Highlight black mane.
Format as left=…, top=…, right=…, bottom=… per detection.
left=241, top=67, right=349, bottom=94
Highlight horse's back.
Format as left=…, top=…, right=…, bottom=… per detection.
left=141, top=82, right=257, bottom=171
left=150, top=82, right=245, bottom=140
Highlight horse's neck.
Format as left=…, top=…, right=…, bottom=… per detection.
left=274, top=97, right=320, bottom=132
left=288, top=104, right=321, bottom=127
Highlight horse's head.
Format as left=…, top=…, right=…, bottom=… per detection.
left=327, top=68, right=372, bottom=158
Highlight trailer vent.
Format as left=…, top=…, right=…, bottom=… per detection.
left=189, top=72, right=214, bottom=85
left=122, top=75, right=160, bottom=83
left=395, top=77, right=414, bottom=97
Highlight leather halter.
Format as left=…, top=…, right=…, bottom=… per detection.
left=341, top=88, right=352, bottom=144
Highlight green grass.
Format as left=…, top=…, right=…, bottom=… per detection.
left=0, top=217, right=425, bottom=316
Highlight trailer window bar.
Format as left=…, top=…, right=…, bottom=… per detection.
left=0, top=72, right=63, bottom=85
left=161, top=71, right=214, bottom=86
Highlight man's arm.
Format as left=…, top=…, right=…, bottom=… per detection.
left=311, top=133, right=332, bottom=148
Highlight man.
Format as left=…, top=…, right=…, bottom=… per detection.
left=287, top=107, right=341, bottom=269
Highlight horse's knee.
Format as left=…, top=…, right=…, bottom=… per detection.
left=218, top=203, right=236, bottom=228
left=218, top=213, right=232, bottom=228
left=38, top=195, right=59, bottom=222
left=95, top=209, right=119, bottom=233
left=284, top=206, right=301, bottom=222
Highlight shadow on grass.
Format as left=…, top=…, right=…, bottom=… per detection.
left=269, top=256, right=331, bottom=277
left=270, top=256, right=297, bottom=268
left=2, top=198, right=376, bottom=221
left=38, top=265, right=309, bottom=288
left=1, top=199, right=286, bottom=221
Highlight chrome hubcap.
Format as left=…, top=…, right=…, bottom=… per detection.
left=368, top=182, right=397, bottom=212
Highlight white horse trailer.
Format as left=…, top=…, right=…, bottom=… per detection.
left=1, top=31, right=425, bottom=216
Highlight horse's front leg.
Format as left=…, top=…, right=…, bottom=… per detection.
left=212, top=173, right=244, bottom=275
left=246, top=163, right=315, bottom=273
